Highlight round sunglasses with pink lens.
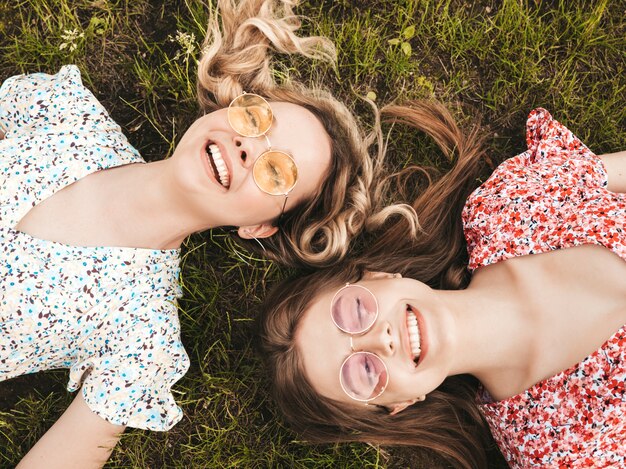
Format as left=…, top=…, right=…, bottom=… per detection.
left=340, top=351, right=389, bottom=401
left=330, top=284, right=378, bottom=334
left=330, top=284, right=389, bottom=402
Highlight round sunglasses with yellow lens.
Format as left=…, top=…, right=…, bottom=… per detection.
left=227, top=93, right=298, bottom=218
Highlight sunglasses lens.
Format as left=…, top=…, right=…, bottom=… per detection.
left=227, top=94, right=273, bottom=137
left=331, top=285, right=378, bottom=334
left=340, top=352, right=388, bottom=401
left=253, top=150, right=298, bottom=195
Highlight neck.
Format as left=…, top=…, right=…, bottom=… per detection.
left=437, top=265, right=534, bottom=394
left=438, top=246, right=626, bottom=400
left=96, top=160, right=217, bottom=249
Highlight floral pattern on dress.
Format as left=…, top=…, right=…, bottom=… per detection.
left=463, top=109, right=626, bottom=467
left=0, top=65, right=190, bottom=431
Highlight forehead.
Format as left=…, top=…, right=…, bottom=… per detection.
left=270, top=101, right=325, bottom=134
left=267, top=101, right=333, bottom=206
left=269, top=102, right=331, bottom=164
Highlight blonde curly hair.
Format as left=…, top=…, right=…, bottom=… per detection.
left=195, top=0, right=417, bottom=267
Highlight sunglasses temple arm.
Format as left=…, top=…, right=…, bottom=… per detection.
left=275, top=195, right=289, bottom=226
left=251, top=235, right=267, bottom=252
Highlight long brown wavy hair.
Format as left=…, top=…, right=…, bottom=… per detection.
left=195, top=0, right=417, bottom=267
left=258, top=101, right=493, bottom=468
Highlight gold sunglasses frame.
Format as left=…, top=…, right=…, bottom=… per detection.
left=227, top=93, right=298, bottom=220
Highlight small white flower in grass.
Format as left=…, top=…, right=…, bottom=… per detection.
left=59, top=28, right=85, bottom=52
left=169, top=30, right=198, bottom=61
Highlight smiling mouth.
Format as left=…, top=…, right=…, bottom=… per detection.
left=205, top=142, right=230, bottom=188
left=406, top=305, right=422, bottom=366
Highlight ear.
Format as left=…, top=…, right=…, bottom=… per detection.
left=237, top=223, right=279, bottom=240
left=387, top=396, right=425, bottom=416
left=361, top=271, right=401, bottom=281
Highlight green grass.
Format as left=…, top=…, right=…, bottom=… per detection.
left=1, top=0, right=625, bottom=467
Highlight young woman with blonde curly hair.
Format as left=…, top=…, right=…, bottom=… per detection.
left=0, top=1, right=418, bottom=467
left=259, top=102, right=626, bottom=468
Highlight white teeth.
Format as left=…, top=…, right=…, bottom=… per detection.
left=207, top=143, right=230, bottom=187
left=407, top=310, right=421, bottom=356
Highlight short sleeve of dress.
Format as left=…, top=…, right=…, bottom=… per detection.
left=0, top=67, right=45, bottom=133
left=67, top=299, right=190, bottom=431
left=524, top=108, right=607, bottom=186
left=463, top=108, right=623, bottom=270
left=0, top=65, right=118, bottom=138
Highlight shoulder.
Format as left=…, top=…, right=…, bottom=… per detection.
left=480, top=325, right=626, bottom=467
left=1, top=65, right=122, bottom=138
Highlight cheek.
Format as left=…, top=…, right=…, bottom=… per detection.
left=239, top=182, right=265, bottom=206
left=234, top=183, right=281, bottom=219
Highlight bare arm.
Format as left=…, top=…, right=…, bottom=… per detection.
left=599, top=150, right=626, bottom=193
left=17, top=392, right=125, bottom=469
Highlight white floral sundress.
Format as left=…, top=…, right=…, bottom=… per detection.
left=0, top=65, right=190, bottom=431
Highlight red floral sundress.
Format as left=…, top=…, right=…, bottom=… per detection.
left=462, top=109, right=626, bottom=468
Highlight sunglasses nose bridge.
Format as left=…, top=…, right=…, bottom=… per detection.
left=262, top=134, right=272, bottom=150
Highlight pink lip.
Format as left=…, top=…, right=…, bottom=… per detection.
left=404, top=304, right=427, bottom=368
left=214, top=140, right=233, bottom=184
left=402, top=306, right=414, bottom=363
left=414, top=308, right=428, bottom=366
left=200, top=139, right=232, bottom=191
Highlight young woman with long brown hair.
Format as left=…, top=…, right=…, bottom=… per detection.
left=259, top=101, right=626, bottom=468
left=0, top=1, right=418, bottom=467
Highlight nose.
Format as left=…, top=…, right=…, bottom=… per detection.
left=233, top=135, right=270, bottom=167
left=351, top=321, right=394, bottom=357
